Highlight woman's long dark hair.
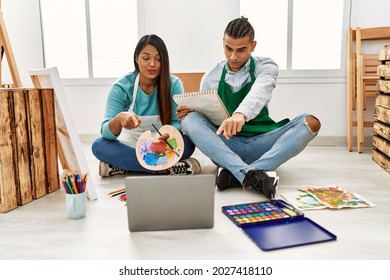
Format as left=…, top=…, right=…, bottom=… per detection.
left=133, top=34, right=172, bottom=125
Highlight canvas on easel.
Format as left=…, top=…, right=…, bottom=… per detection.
left=29, top=67, right=97, bottom=200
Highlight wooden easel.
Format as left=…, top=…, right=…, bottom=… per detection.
left=0, top=1, right=22, bottom=87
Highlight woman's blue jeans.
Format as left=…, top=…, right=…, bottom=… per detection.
left=181, top=112, right=318, bottom=183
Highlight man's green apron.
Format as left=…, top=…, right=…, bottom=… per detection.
left=217, top=56, right=290, bottom=137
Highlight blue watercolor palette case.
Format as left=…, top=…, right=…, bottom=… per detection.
left=222, top=199, right=337, bottom=251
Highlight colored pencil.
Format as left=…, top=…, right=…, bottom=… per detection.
left=69, top=175, right=78, bottom=194
left=61, top=178, right=73, bottom=194
left=108, top=188, right=125, bottom=195
left=110, top=191, right=126, bottom=197
left=82, top=173, right=88, bottom=193
left=61, top=171, right=88, bottom=194
left=76, top=174, right=82, bottom=193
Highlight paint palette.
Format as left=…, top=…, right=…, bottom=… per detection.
left=222, top=199, right=337, bottom=251
left=222, top=200, right=303, bottom=227
left=136, top=125, right=184, bottom=171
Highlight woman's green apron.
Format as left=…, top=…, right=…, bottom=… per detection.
left=217, top=56, right=289, bottom=137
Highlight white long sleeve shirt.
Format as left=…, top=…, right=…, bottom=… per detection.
left=200, top=56, right=278, bottom=121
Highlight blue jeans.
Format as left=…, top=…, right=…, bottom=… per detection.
left=91, top=134, right=195, bottom=173
left=181, top=112, right=318, bottom=183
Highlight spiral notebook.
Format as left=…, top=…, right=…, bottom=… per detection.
left=173, top=90, right=230, bottom=125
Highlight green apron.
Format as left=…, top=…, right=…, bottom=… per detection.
left=217, top=56, right=289, bottom=137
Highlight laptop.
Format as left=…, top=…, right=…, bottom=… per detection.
left=125, top=174, right=215, bottom=231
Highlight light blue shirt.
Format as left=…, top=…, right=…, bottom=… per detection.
left=101, top=72, right=184, bottom=140
left=200, top=56, right=278, bottom=121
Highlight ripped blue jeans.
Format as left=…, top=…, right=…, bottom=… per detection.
left=181, top=112, right=318, bottom=183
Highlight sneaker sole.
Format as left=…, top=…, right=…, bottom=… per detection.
left=99, top=162, right=109, bottom=177
left=266, top=172, right=279, bottom=196
left=189, top=159, right=201, bottom=174
left=183, top=159, right=201, bottom=175
left=273, top=176, right=279, bottom=190
left=170, top=159, right=201, bottom=175
left=271, top=176, right=279, bottom=199
left=265, top=171, right=277, bottom=177
left=261, top=175, right=279, bottom=199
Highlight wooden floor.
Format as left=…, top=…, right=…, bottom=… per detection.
left=0, top=144, right=389, bottom=260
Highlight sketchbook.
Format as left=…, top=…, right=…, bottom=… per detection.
left=173, top=90, right=230, bottom=125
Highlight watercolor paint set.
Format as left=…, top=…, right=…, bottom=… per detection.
left=222, top=199, right=337, bottom=251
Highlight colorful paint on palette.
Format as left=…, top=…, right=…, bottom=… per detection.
left=222, top=200, right=303, bottom=227
left=138, top=138, right=178, bottom=167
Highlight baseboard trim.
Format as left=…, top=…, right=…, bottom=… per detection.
left=309, top=136, right=374, bottom=147
left=79, top=133, right=374, bottom=148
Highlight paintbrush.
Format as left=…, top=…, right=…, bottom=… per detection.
left=152, top=124, right=180, bottom=157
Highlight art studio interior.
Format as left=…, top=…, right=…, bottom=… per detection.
left=0, top=0, right=389, bottom=264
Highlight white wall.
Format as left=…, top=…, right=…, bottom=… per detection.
left=2, top=0, right=390, bottom=144
left=142, top=0, right=237, bottom=72
left=2, top=0, right=43, bottom=86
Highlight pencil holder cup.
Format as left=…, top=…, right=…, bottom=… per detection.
left=65, top=192, right=87, bottom=219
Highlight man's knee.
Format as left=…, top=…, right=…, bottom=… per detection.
left=305, top=115, right=321, bottom=133
left=181, top=112, right=196, bottom=130
left=181, top=114, right=190, bottom=130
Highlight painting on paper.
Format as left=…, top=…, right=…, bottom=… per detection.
left=299, top=186, right=375, bottom=209
left=280, top=192, right=327, bottom=211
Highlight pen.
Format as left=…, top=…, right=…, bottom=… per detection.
left=111, top=191, right=126, bottom=197
left=152, top=124, right=180, bottom=157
